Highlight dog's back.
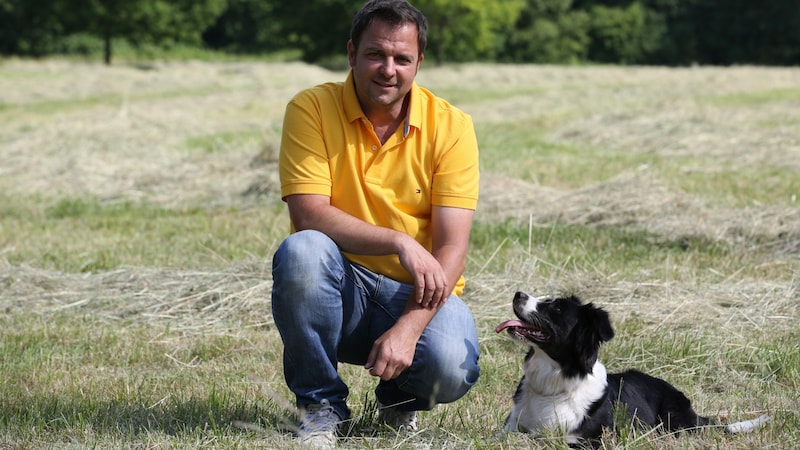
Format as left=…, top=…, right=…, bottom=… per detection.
left=606, top=370, right=710, bottom=430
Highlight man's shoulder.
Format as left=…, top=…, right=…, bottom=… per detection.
left=413, top=84, right=472, bottom=129
left=292, top=81, right=346, bottom=104
left=416, top=85, right=468, bottom=115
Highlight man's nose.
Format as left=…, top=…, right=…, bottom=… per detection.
left=379, top=58, right=396, bottom=77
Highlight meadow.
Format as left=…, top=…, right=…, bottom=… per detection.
left=1, top=59, right=798, bottom=449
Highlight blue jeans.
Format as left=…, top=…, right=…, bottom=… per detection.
left=271, top=230, right=480, bottom=420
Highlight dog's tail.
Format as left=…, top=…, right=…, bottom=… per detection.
left=723, top=414, right=771, bottom=434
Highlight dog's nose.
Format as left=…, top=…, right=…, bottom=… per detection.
left=513, top=291, right=529, bottom=306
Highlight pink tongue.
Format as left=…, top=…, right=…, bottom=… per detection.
left=496, top=320, right=526, bottom=333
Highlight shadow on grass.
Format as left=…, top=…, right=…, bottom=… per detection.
left=0, top=393, right=293, bottom=439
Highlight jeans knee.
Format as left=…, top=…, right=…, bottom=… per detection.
left=271, top=230, right=343, bottom=308
left=273, top=229, right=338, bottom=276
left=407, top=336, right=479, bottom=407
left=433, top=349, right=480, bottom=404
left=274, top=229, right=335, bottom=264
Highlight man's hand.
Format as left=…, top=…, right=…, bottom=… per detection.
left=364, top=318, right=419, bottom=381
left=396, top=235, right=449, bottom=310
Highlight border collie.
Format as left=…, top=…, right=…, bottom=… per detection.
left=496, top=291, right=770, bottom=446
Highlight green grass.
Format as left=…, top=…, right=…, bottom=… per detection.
left=1, top=195, right=286, bottom=272
left=669, top=163, right=800, bottom=207
left=477, top=122, right=657, bottom=188
left=1, top=62, right=798, bottom=449
left=703, top=87, right=800, bottom=107
left=186, top=130, right=265, bottom=154
left=477, top=121, right=800, bottom=208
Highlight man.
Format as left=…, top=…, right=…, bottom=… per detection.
left=271, top=0, right=480, bottom=446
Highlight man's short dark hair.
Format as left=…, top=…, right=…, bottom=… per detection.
left=350, top=0, right=428, bottom=56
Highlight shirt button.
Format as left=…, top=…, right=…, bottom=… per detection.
left=371, top=145, right=377, bottom=151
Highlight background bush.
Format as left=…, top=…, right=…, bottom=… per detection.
left=1, top=0, right=798, bottom=66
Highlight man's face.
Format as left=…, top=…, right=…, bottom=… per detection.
left=348, top=19, right=423, bottom=118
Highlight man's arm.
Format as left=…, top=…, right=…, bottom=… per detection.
left=286, top=193, right=453, bottom=309
left=365, top=205, right=475, bottom=381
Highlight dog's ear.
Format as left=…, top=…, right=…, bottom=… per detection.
left=575, top=303, right=615, bottom=374
left=578, top=302, right=615, bottom=342
left=591, top=305, right=615, bottom=343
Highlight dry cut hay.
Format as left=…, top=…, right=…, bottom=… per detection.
left=0, top=260, right=273, bottom=336
left=479, top=166, right=800, bottom=252
left=1, top=61, right=798, bottom=336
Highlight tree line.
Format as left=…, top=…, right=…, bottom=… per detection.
left=1, top=0, right=798, bottom=66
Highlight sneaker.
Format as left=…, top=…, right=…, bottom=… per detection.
left=298, top=399, right=342, bottom=448
left=377, top=400, right=418, bottom=432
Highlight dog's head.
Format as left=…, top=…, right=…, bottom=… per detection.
left=496, top=291, right=615, bottom=378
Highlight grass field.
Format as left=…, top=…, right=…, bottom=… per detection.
left=1, top=59, right=798, bottom=449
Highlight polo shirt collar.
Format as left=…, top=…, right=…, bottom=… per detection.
left=343, top=70, right=422, bottom=137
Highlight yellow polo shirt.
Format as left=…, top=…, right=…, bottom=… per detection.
left=279, top=71, right=479, bottom=295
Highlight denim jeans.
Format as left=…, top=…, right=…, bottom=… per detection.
left=271, top=230, right=480, bottom=420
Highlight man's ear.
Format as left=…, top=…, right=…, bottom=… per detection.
left=347, top=40, right=356, bottom=68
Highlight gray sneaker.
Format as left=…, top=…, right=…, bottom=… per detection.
left=298, top=399, right=342, bottom=448
left=377, top=400, right=418, bottom=432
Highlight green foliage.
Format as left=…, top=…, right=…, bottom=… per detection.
left=587, top=2, right=650, bottom=63
left=0, top=0, right=71, bottom=55
left=279, top=0, right=363, bottom=64
left=2, top=0, right=800, bottom=65
left=501, top=0, right=590, bottom=63
left=416, top=0, right=526, bottom=63
left=202, top=0, right=294, bottom=54
left=76, top=0, right=228, bottom=64
left=0, top=0, right=227, bottom=64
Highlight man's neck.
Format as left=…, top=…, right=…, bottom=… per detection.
left=367, top=95, right=410, bottom=145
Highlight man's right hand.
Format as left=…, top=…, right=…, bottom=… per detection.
left=396, top=234, right=449, bottom=310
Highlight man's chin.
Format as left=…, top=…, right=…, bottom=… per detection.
left=369, top=90, right=408, bottom=108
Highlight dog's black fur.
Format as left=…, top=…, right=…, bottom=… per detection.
left=497, top=291, right=769, bottom=446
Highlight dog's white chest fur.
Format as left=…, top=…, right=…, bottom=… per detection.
left=504, top=351, right=608, bottom=435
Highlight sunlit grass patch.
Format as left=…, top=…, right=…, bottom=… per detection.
left=185, top=129, right=264, bottom=154
left=467, top=218, right=754, bottom=281
left=477, top=121, right=657, bottom=188
left=666, top=163, right=800, bottom=208
left=704, top=87, right=800, bottom=107
left=1, top=194, right=286, bottom=272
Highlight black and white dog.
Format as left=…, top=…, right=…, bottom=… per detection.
left=496, top=291, right=770, bottom=446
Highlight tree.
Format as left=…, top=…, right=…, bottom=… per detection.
left=501, top=0, right=590, bottom=63
left=269, top=0, right=525, bottom=65
left=587, top=2, right=652, bottom=63
left=70, top=0, right=227, bottom=65
left=279, top=0, right=362, bottom=64
left=689, top=0, right=800, bottom=65
left=415, top=0, right=525, bottom=64
left=202, top=0, right=289, bottom=54
left=0, top=0, right=71, bottom=55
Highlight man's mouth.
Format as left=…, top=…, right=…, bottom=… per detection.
left=374, top=79, right=395, bottom=88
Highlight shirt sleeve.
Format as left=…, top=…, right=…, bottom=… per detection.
left=279, top=92, right=332, bottom=200
left=431, top=112, right=480, bottom=210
